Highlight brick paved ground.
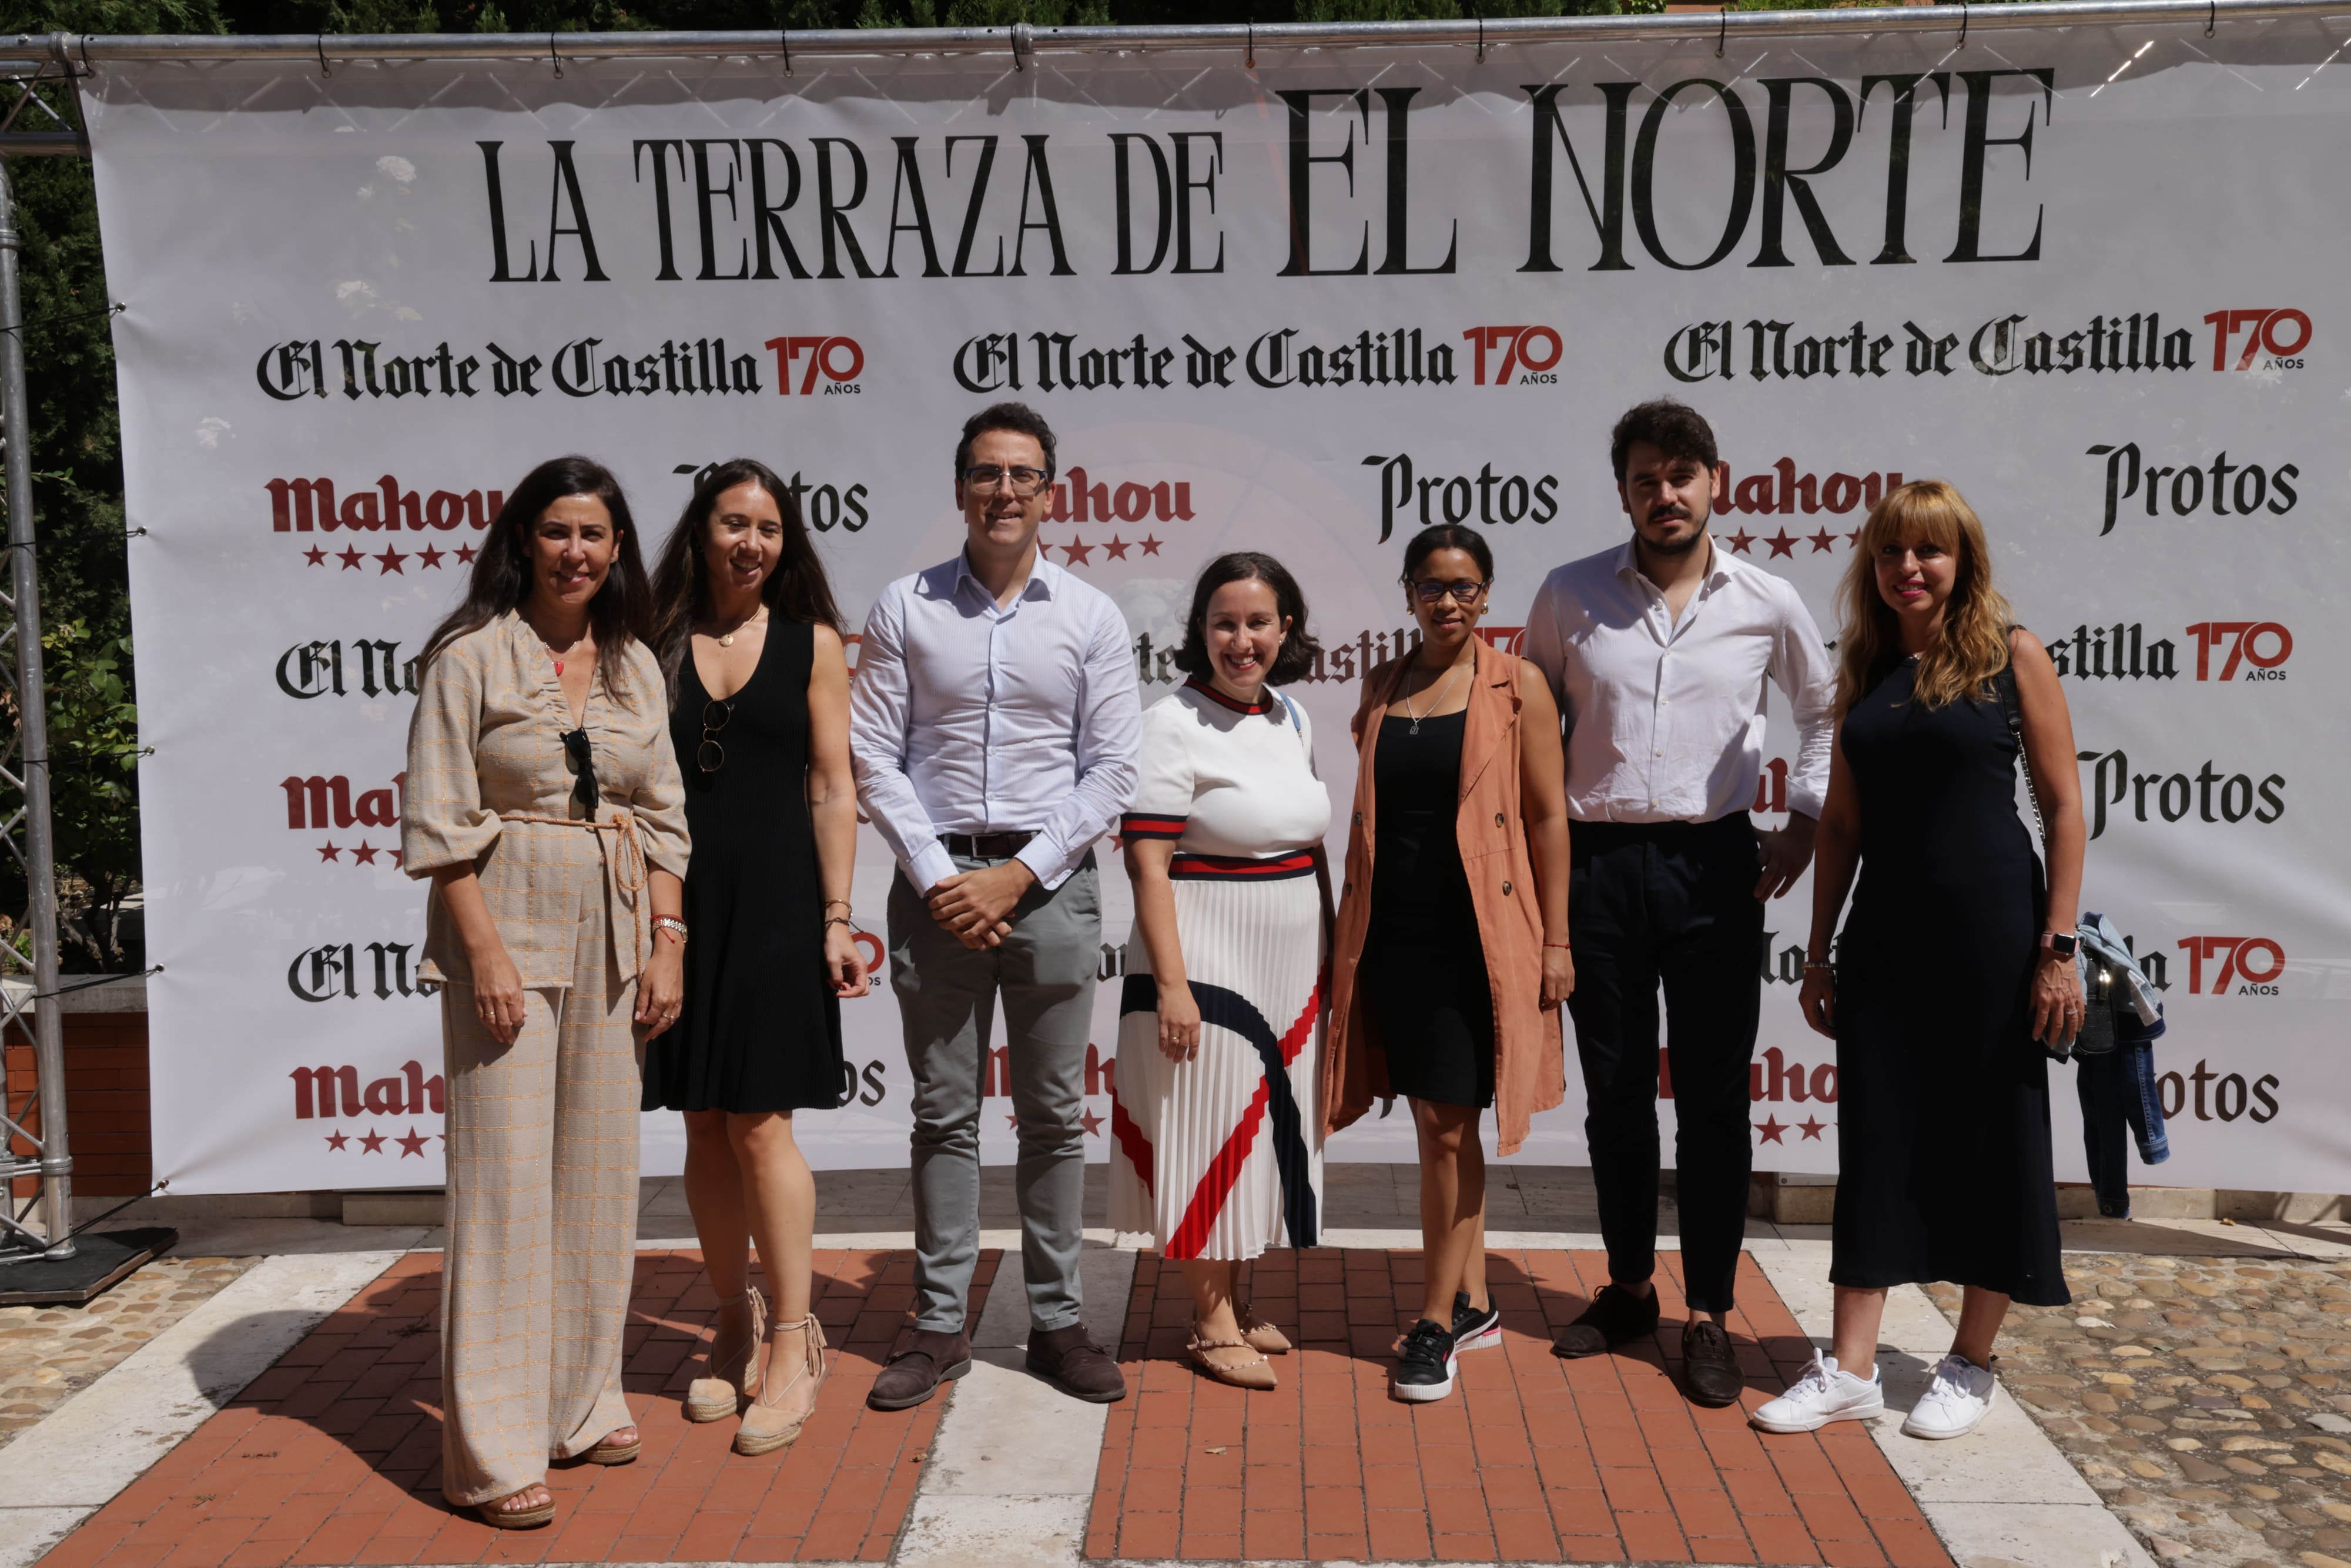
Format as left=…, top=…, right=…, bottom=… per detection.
left=1931, top=1250, right=2351, bottom=1568
left=31, top=1247, right=994, bottom=1568
left=0, top=1254, right=260, bottom=1449
left=1090, top=1247, right=1952, bottom=1566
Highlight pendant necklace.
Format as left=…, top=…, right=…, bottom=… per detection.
left=718, top=606, right=769, bottom=648
left=1402, top=657, right=1468, bottom=735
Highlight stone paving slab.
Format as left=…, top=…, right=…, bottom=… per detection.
left=1927, top=1249, right=2351, bottom=1568
left=0, top=1255, right=261, bottom=1449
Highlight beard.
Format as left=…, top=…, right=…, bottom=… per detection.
left=1639, top=511, right=1706, bottom=555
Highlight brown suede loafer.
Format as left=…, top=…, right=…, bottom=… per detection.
left=1026, top=1323, right=1127, bottom=1403
left=866, top=1328, right=972, bottom=1412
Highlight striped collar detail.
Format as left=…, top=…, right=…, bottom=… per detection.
left=1184, top=676, right=1274, bottom=715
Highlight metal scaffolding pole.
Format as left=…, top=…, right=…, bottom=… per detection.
left=0, top=143, right=73, bottom=1262
left=34, top=0, right=2349, bottom=71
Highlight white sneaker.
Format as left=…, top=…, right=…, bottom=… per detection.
left=1903, top=1353, right=1998, bottom=1439
left=1751, top=1351, right=1886, bottom=1433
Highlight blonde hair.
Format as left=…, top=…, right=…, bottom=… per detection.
left=1834, top=480, right=2015, bottom=714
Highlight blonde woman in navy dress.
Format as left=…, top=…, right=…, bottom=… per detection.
left=1111, top=552, right=1332, bottom=1390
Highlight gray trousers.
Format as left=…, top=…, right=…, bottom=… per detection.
left=888, top=853, right=1100, bottom=1334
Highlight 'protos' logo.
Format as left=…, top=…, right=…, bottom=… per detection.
left=2175, top=936, right=2286, bottom=997
left=2204, top=309, right=2310, bottom=371
left=763, top=335, right=865, bottom=395
left=1462, top=326, right=1563, bottom=386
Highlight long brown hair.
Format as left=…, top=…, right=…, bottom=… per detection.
left=420, top=455, right=654, bottom=706
left=1834, top=480, right=2015, bottom=714
left=648, top=459, right=845, bottom=704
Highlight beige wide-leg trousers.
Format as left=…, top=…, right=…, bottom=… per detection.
left=437, top=893, right=642, bottom=1507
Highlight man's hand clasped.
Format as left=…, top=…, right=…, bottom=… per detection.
left=1753, top=812, right=1818, bottom=902
left=926, top=860, right=1033, bottom=949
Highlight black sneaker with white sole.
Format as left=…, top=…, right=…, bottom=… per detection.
left=1451, top=1291, right=1501, bottom=1353
left=1392, top=1318, right=1459, bottom=1402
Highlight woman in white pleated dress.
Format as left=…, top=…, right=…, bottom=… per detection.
left=1111, top=552, right=1332, bottom=1391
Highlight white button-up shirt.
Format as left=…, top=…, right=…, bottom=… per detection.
left=850, top=550, right=1141, bottom=893
left=1522, top=538, right=1835, bottom=824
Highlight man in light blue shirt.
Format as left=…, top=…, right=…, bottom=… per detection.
left=849, top=402, right=1141, bottom=1410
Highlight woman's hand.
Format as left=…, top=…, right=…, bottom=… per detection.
left=1540, top=947, right=1575, bottom=1009
left=468, top=941, right=528, bottom=1047
left=1799, top=964, right=1836, bottom=1038
left=635, top=936, right=685, bottom=1038
left=825, top=924, right=872, bottom=999
left=2030, top=950, right=2085, bottom=1051
left=1156, top=979, right=1203, bottom=1064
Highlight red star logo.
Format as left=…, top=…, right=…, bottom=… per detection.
left=1799, top=1117, right=1827, bottom=1140
left=1006, top=1114, right=1020, bottom=1130
left=337, top=547, right=366, bottom=570
left=351, top=842, right=379, bottom=866
left=397, top=1127, right=428, bottom=1158
left=417, top=545, right=445, bottom=569
left=324, top=1130, right=348, bottom=1151
left=359, top=1130, right=386, bottom=1154
left=1100, top=537, right=1131, bottom=562
left=1063, top=537, right=1094, bottom=566
left=1807, top=529, right=1837, bottom=554
left=1080, top=1108, right=1105, bottom=1137
left=303, top=546, right=327, bottom=567
left=1764, top=530, right=1798, bottom=558
left=1755, top=1116, right=1787, bottom=1144
left=1845, top=530, right=1861, bottom=550
left=390, top=849, right=405, bottom=869
left=457, top=544, right=478, bottom=565
left=317, top=841, right=342, bottom=862
left=1726, top=529, right=1756, bottom=554
left=376, top=548, right=406, bottom=574
left=1139, top=535, right=1163, bottom=557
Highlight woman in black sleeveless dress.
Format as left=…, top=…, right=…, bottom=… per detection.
left=1754, top=480, right=2085, bottom=1445
left=645, top=460, right=868, bottom=1457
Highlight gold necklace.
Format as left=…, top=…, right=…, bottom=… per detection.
left=716, top=606, right=769, bottom=648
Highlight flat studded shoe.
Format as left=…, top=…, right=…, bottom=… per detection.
left=736, top=1313, right=827, bottom=1457
left=686, top=1286, right=765, bottom=1423
left=1185, top=1325, right=1278, bottom=1390
left=1237, top=1304, right=1292, bottom=1355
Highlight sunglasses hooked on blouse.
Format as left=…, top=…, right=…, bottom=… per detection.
left=560, top=728, right=600, bottom=810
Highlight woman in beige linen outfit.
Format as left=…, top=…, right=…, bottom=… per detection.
left=403, top=456, right=690, bottom=1529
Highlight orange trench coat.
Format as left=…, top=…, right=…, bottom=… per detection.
left=1318, top=638, right=1565, bottom=1157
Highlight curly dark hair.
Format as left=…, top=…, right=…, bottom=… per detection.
left=1609, top=398, right=1720, bottom=482
left=954, top=401, right=1059, bottom=483
left=1399, top=523, right=1494, bottom=584
left=1173, top=552, right=1323, bottom=688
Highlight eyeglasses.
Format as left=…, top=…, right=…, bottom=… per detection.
left=960, top=464, right=1049, bottom=497
left=698, top=699, right=731, bottom=775
left=560, top=728, right=600, bottom=809
left=1410, top=579, right=1489, bottom=605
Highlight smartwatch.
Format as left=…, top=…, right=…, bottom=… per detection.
left=2039, top=930, right=2078, bottom=960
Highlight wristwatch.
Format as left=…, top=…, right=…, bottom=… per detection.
left=2039, top=930, right=2078, bottom=959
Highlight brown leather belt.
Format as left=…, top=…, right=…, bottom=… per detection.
left=939, top=830, right=1036, bottom=859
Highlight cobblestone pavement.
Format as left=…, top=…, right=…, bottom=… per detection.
left=0, top=1254, right=259, bottom=1448
left=1930, top=1250, right=2351, bottom=1568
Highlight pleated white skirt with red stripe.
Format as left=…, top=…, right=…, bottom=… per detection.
left=1109, top=865, right=1324, bottom=1261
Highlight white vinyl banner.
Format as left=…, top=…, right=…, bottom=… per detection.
left=85, top=20, right=2349, bottom=1196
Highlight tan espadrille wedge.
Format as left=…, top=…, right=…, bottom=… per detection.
left=685, top=1285, right=765, bottom=1423
left=734, top=1313, right=827, bottom=1457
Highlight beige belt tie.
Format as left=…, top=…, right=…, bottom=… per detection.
left=503, top=809, right=651, bottom=974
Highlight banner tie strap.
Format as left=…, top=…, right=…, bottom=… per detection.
left=782, top=30, right=792, bottom=76
left=2208, top=1, right=2218, bottom=36
left=549, top=34, right=564, bottom=79
left=315, top=35, right=329, bottom=78
left=1958, top=3, right=1970, bottom=48
left=1717, top=6, right=1728, bottom=59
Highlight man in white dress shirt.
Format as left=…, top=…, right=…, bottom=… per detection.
left=1522, top=400, right=1835, bottom=1408
left=849, top=403, right=1142, bottom=1410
